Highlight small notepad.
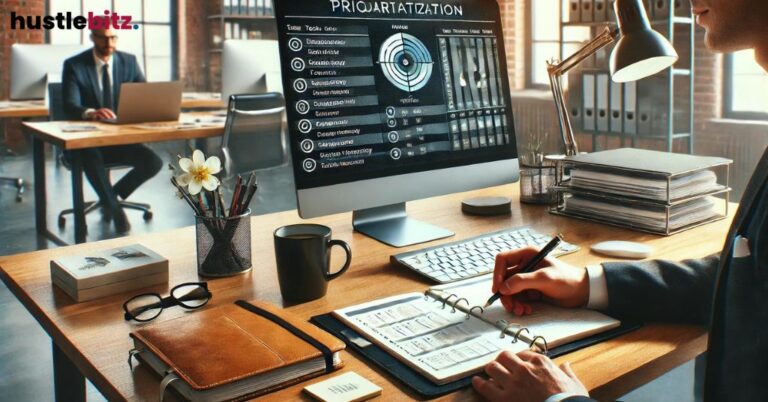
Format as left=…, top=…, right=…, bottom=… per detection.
left=304, top=372, right=382, bottom=402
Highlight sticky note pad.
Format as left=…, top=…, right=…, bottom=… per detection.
left=304, top=372, right=382, bottom=402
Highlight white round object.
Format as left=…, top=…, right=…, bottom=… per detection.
left=590, top=241, right=653, bottom=259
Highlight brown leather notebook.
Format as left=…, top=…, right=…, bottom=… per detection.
left=129, top=300, right=345, bottom=402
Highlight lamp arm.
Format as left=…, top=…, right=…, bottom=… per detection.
left=547, top=26, right=619, bottom=156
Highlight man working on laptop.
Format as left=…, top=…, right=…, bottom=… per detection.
left=62, top=27, right=162, bottom=233
left=473, top=0, right=768, bottom=401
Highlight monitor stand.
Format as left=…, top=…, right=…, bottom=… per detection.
left=352, top=203, right=454, bottom=248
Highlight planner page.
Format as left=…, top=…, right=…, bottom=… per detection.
left=430, top=275, right=621, bottom=349
left=334, top=293, right=529, bottom=384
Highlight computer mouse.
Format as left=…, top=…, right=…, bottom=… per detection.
left=591, top=241, right=653, bottom=259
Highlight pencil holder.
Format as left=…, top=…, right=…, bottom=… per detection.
left=195, top=209, right=252, bottom=277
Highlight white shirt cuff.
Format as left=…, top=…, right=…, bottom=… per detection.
left=586, top=265, right=609, bottom=310
left=82, top=108, right=95, bottom=120
left=544, top=392, right=578, bottom=402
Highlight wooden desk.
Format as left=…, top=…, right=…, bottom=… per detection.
left=0, top=94, right=224, bottom=119
left=0, top=184, right=733, bottom=402
left=24, top=114, right=225, bottom=245
left=0, top=100, right=49, bottom=119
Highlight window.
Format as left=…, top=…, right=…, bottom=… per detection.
left=527, top=0, right=590, bottom=88
left=724, top=50, right=768, bottom=120
left=48, top=0, right=176, bottom=81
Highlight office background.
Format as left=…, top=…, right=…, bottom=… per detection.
left=0, top=0, right=765, bottom=401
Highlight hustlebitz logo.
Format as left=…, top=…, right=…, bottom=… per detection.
left=10, top=10, right=139, bottom=30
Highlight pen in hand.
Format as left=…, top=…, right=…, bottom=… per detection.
left=483, top=235, right=563, bottom=308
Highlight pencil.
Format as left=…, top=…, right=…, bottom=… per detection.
left=483, top=235, right=563, bottom=308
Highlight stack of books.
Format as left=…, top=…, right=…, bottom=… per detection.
left=549, top=148, right=732, bottom=235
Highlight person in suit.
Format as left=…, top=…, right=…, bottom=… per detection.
left=62, top=27, right=162, bottom=232
left=473, top=0, right=768, bottom=401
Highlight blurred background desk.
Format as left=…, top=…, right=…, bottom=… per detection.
left=23, top=114, right=225, bottom=245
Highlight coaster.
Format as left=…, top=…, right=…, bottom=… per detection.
left=304, top=372, right=382, bottom=402
left=461, top=197, right=512, bottom=216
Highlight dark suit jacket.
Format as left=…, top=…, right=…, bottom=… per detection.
left=62, top=49, right=145, bottom=120
left=580, top=146, right=768, bottom=401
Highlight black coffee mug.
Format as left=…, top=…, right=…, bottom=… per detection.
left=273, top=224, right=352, bottom=303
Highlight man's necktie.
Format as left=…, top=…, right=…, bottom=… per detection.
left=102, top=64, right=113, bottom=110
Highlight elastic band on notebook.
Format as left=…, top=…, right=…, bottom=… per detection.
left=235, top=300, right=335, bottom=373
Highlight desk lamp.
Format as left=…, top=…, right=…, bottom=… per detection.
left=548, top=0, right=679, bottom=156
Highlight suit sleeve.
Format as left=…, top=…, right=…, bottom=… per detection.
left=131, top=54, right=146, bottom=83
left=603, top=254, right=719, bottom=325
left=62, top=60, right=87, bottom=120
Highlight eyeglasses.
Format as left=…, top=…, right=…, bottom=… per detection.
left=123, top=282, right=212, bottom=322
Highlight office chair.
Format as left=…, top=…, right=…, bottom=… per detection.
left=221, top=93, right=287, bottom=179
left=48, top=83, right=153, bottom=229
left=0, top=127, right=24, bottom=202
left=0, top=176, right=23, bottom=202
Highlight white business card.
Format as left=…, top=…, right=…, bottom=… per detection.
left=304, top=372, right=382, bottom=402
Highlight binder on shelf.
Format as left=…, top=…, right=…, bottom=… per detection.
left=623, top=81, right=638, bottom=135
left=248, top=0, right=257, bottom=15
left=653, top=0, right=670, bottom=20
left=224, top=0, right=234, bottom=15
left=595, top=47, right=609, bottom=68
left=596, top=73, right=609, bottom=132
left=610, top=79, right=623, bottom=133
left=569, top=0, right=582, bottom=22
left=594, top=0, right=608, bottom=22
left=608, top=0, right=618, bottom=22
left=583, top=73, right=596, bottom=132
left=569, top=73, right=584, bottom=134
left=674, top=0, right=691, bottom=17
left=636, top=78, right=654, bottom=136
left=581, top=0, right=594, bottom=22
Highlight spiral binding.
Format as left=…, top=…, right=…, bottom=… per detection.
left=425, top=290, right=550, bottom=355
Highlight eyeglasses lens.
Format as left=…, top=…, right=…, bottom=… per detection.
left=126, top=294, right=163, bottom=321
left=172, top=284, right=210, bottom=308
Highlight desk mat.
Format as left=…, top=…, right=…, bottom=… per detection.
left=311, top=314, right=642, bottom=399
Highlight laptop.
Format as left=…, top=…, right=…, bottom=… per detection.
left=103, top=81, right=183, bottom=125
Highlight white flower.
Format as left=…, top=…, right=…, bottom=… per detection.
left=176, top=150, right=221, bottom=195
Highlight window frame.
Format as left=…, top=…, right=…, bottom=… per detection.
left=723, top=52, right=768, bottom=121
left=45, top=0, right=179, bottom=81
left=526, top=0, right=590, bottom=91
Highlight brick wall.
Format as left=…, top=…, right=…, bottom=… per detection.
left=0, top=0, right=46, bottom=99
left=178, top=0, right=211, bottom=91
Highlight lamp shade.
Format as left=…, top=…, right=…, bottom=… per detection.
left=610, top=0, right=678, bottom=83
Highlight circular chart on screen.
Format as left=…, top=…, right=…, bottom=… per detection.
left=378, top=33, right=434, bottom=93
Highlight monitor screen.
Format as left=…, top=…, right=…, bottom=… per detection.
left=274, top=0, right=517, bottom=191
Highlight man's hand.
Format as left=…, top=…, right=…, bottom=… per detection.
left=85, top=108, right=116, bottom=121
left=473, top=350, right=588, bottom=402
left=493, top=247, right=590, bottom=316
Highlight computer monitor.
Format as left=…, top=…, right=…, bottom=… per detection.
left=274, top=0, right=519, bottom=247
left=10, top=44, right=89, bottom=100
left=222, top=40, right=283, bottom=101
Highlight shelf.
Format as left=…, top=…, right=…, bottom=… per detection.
left=562, top=16, right=692, bottom=27
left=208, top=14, right=275, bottom=21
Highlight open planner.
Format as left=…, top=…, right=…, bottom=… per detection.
left=332, top=276, right=621, bottom=385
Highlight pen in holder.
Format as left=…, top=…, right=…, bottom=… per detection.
left=195, top=209, right=252, bottom=277
left=170, top=149, right=259, bottom=277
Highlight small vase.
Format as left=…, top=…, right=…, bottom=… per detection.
left=195, top=209, right=252, bottom=277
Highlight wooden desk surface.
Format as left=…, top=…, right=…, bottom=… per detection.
left=23, top=112, right=226, bottom=150
left=0, top=94, right=223, bottom=120
left=0, top=185, right=732, bottom=402
left=0, top=100, right=49, bottom=118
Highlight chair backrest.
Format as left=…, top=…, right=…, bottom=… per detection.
left=48, top=83, right=67, bottom=122
left=221, top=93, right=287, bottom=178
